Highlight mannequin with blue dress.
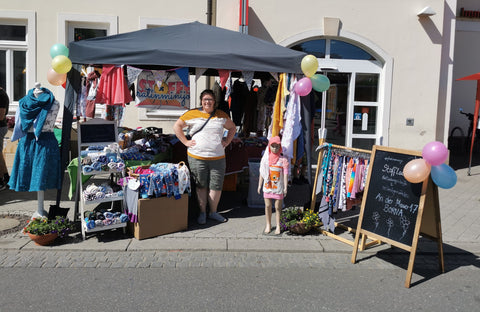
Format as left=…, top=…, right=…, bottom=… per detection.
left=8, top=82, right=62, bottom=218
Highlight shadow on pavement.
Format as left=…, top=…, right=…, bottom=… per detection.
left=356, top=238, right=480, bottom=288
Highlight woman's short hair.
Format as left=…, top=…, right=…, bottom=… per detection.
left=199, top=89, right=215, bottom=102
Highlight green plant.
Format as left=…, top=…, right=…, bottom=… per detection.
left=280, top=207, right=304, bottom=232
left=300, top=209, right=321, bottom=229
left=23, top=216, right=74, bottom=238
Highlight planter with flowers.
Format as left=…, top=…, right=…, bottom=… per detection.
left=280, top=207, right=321, bottom=235
left=23, top=216, right=74, bottom=246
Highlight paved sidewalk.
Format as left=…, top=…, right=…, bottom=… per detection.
left=0, top=166, right=479, bottom=257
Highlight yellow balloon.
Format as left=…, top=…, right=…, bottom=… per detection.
left=51, top=55, right=72, bottom=74
left=301, top=55, right=318, bottom=77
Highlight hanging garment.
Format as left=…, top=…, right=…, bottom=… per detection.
left=85, top=70, right=100, bottom=118
left=95, top=65, right=133, bottom=105
left=281, top=86, right=302, bottom=161
left=230, top=79, right=248, bottom=126
left=271, top=73, right=288, bottom=137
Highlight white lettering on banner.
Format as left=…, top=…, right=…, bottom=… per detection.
left=136, top=71, right=190, bottom=108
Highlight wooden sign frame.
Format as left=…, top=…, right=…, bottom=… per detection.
left=351, top=145, right=444, bottom=288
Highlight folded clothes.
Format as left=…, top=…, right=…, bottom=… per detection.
left=95, top=220, right=103, bottom=227
left=104, top=211, right=114, bottom=220
left=120, top=214, right=129, bottom=223
left=95, top=212, right=105, bottom=220
left=117, top=162, right=125, bottom=170
left=82, top=166, right=94, bottom=174
left=85, top=219, right=95, bottom=229
left=95, top=192, right=105, bottom=200
left=103, top=219, right=113, bottom=226
left=92, top=162, right=103, bottom=171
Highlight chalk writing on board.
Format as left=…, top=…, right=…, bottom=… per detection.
left=362, top=149, right=422, bottom=245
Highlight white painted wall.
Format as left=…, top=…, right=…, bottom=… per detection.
left=218, top=0, right=447, bottom=150
left=2, top=0, right=462, bottom=152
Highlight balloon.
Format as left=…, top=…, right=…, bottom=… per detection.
left=50, top=43, right=69, bottom=58
left=301, top=55, right=318, bottom=77
left=422, top=141, right=448, bottom=166
left=403, top=159, right=431, bottom=183
left=294, top=77, right=312, bottom=96
left=47, top=68, right=67, bottom=86
left=431, top=163, right=457, bottom=189
left=51, top=55, right=72, bottom=74
left=311, top=74, right=330, bottom=92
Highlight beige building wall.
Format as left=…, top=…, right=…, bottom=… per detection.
left=218, top=0, right=448, bottom=150
left=2, top=0, right=462, bottom=152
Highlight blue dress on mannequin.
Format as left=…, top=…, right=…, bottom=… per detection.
left=8, top=87, right=62, bottom=192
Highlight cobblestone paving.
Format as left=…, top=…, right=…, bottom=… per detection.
left=0, top=249, right=477, bottom=271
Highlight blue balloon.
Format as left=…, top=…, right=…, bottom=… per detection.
left=431, top=163, right=457, bottom=189
left=50, top=43, right=69, bottom=58
left=311, top=74, right=330, bottom=92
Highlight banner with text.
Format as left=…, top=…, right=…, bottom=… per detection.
left=136, top=70, right=190, bottom=109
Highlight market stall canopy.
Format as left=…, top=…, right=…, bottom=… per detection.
left=58, top=22, right=307, bottom=212
left=68, top=21, right=306, bottom=74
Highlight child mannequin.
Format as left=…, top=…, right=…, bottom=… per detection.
left=257, top=136, right=289, bottom=234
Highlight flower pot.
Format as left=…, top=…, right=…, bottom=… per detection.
left=28, top=232, right=58, bottom=246
left=289, top=222, right=312, bottom=235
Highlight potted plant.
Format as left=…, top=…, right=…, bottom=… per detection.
left=280, top=207, right=320, bottom=235
left=23, top=216, right=74, bottom=246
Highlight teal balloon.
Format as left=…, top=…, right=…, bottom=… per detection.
left=311, top=74, right=330, bottom=92
left=431, top=163, right=457, bottom=189
left=50, top=43, right=69, bottom=58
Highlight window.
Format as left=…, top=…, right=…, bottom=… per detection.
left=291, top=39, right=326, bottom=58
left=74, top=28, right=107, bottom=41
left=0, top=24, right=27, bottom=101
left=0, top=12, right=35, bottom=111
left=291, top=39, right=375, bottom=60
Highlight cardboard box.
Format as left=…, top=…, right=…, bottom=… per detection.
left=130, top=194, right=188, bottom=240
left=222, top=173, right=237, bottom=191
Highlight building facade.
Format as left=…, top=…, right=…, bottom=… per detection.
left=1, top=0, right=478, bottom=152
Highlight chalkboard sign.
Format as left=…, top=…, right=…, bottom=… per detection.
left=352, top=145, right=444, bottom=288
left=360, top=148, right=422, bottom=246
left=79, top=119, right=117, bottom=145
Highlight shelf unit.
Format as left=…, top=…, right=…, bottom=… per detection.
left=77, top=118, right=127, bottom=240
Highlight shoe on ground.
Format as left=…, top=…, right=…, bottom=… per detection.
left=0, top=180, right=8, bottom=191
left=197, top=212, right=206, bottom=225
left=208, top=212, right=227, bottom=223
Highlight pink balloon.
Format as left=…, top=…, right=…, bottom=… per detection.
left=47, top=68, right=67, bottom=86
left=403, top=159, right=431, bottom=183
left=422, top=141, right=448, bottom=166
left=294, top=77, right=312, bottom=96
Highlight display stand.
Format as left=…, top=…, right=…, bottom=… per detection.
left=350, top=145, right=444, bottom=288
left=310, top=142, right=380, bottom=250
left=77, top=118, right=126, bottom=240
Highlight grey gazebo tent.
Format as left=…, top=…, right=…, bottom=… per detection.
left=56, top=22, right=308, bottom=213
left=67, top=21, right=305, bottom=73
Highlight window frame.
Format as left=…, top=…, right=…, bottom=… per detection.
left=0, top=11, right=36, bottom=115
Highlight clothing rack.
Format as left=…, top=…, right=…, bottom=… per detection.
left=310, top=142, right=380, bottom=250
